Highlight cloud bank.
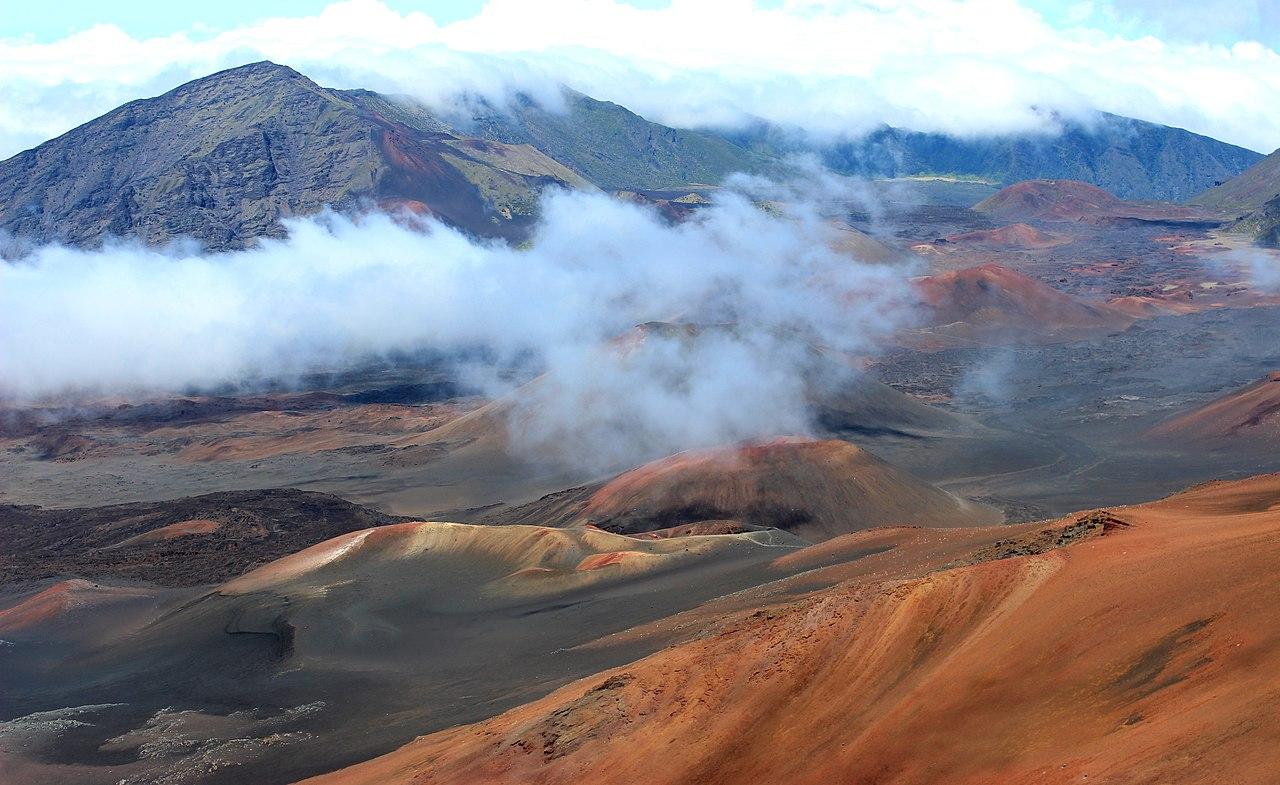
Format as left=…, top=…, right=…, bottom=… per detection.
left=3, top=0, right=1280, bottom=161
left=0, top=183, right=916, bottom=466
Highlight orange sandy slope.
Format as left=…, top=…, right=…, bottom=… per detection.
left=300, top=474, right=1280, bottom=785
left=1147, top=372, right=1280, bottom=448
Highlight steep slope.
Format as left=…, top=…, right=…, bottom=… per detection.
left=454, top=89, right=769, bottom=190
left=4, top=62, right=1253, bottom=249
left=302, top=475, right=1280, bottom=785
left=1191, top=146, right=1280, bottom=212
left=1146, top=372, right=1280, bottom=448
left=767, top=113, right=1260, bottom=202
left=725, top=113, right=1260, bottom=201
left=1240, top=195, right=1280, bottom=246
left=1192, top=148, right=1280, bottom=246
left=0, top=502, right=1045, bottom=785
left=0, top=520, right=811, bottom=785
left=0, top=62, right=585, bottom=249
left=569, top=437, right=998, bottom=540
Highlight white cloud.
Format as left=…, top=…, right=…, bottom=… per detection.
left=2, top=0, right=1280, bottom=160
left=0, top=181, right=916, bottom=468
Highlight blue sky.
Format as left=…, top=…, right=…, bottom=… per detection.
left=5, top=0, right=1276, bottom=46
left=2, top=0, right=679, bottom=40
left=4, top=1, right=475, bottom=40
left=1039, top=0, right=1278, bottom=47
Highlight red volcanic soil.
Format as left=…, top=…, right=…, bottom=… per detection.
left=944, top=222, right=1071, bottom=250
left=976, top=179, right=1125, bottom=222
left=105, top=518, right=222, bottom=549
left=575, top=551, right=649, bottom=571
left=0, top=579, right=157, bottom=633
left=576, top=437, right=998, bottom=541
left=1147, top=372, right=1280, bottom=447
left=976, top=179, right=1212, bottom=225
left=300, top=474, right=1280, bottom=785
left=373, top=125, right=521, bottom=239
left=1106, top=294, right=1202, bottom=318
left=913, top=263, right=1133, bottom=341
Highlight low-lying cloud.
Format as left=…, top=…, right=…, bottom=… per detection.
left=1219, top=246, right=1280, bottom=291
left=0, top=181, right=917, bottom=466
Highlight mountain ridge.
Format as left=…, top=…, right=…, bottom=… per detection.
left=0, top=60, right=1264, bottom=250
left=0, top=61, right=585, bottom=250
left=721, top=112, right=1261, bottom=202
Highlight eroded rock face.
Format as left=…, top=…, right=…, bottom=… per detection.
left=0, top=62, right=580, bottom=250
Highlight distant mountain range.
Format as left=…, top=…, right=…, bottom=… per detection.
left=0, top=61, right=1266, bottom=250
left=389, top=91, right=1260, bottom=202
left=838, top=115, right=1259, bottom=203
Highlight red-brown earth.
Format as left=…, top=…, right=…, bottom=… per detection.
left=300, top=474, right=1280, bottom=785
left=975, top=179, right=1216, bottom=225
left=909, top=263, right=1134, bottom=346
left=945, top=222, right=1072, bottom=250
left=571, top=437, right=999, bottom=540
left=1147, top=371, right=1280, bottom=449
